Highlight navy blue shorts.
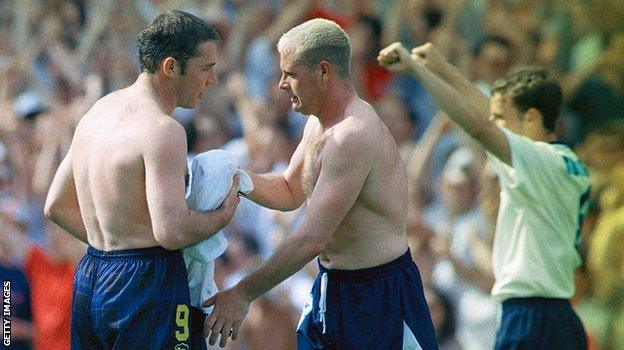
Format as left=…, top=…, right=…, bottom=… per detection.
left=71, top=246, right=206, bottom=350
left=495, top=297, right=587, bottom=350
left=297, top=250, right=438, bottom=350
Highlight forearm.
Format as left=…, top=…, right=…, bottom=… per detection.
left=448, top=255, right=495, bottom=294
left=405, top=115, right=445, bottom=202
left=436, top=61, right=491, bottom=117
left=158, top=207, right=230, bottom=250
left=410, top=65, right=489, bottom=142
left=47, top=210, right=88, bottom=244
left=44, top=170, right=88, bottom=244
left=265, top=0, right=314, bottom=44
left=33, top=130, right=61, bottom=195
left=237, top=230, right=321, bottom=302
left=247, top=173, right=302, bottom=211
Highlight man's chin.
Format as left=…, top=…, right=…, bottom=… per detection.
left=179, top=101, right=198, bottom=110
left=292, top=104, right=305, bottom=114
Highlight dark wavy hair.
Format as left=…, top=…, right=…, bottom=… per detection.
left=137, top=11, right=220, bottom=75
left=492, top=66, right=562, bottom=132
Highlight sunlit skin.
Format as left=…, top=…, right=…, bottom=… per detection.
left=173, top=41, right=218, bottom=109
left=489, top=92, right=554, bottom=142
left=278, top=51, right=324, bottom=117
left=489, top=92, right=526, bottom=133
left=44, top=38, right=239, bottom=253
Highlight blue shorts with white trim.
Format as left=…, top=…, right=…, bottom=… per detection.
left=71, top=246, right=206, bottom=350
left=495, top=297, right=586, bottom=350
left=296, top=250, right=438, bottom=350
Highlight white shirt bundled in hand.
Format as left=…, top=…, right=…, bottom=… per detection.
left=183, top=149, right=253, bottom=313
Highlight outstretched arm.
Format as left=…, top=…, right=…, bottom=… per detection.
left=410, top=43, right=491, bottom=118
left=378, top=43, right=511, bottom=164
left=203, top=127, right=374, bottom=347
left=244, top=119, right=314, bottom=211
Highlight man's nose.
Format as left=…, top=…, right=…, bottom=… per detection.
left=278, top=78, right=288, bottom=90
left=206, top=74, right=217, bottom=86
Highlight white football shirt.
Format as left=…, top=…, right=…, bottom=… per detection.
left=487, top=128, right=591, bottom=302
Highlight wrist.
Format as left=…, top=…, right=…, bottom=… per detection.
left=235, top=281, right=256, bottom=303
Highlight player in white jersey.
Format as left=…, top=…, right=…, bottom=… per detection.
left=378, top=42, right=590, bottom=349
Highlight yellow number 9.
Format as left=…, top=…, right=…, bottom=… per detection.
left=175, top=304, right=190, bottom=342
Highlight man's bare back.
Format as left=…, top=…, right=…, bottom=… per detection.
left=301, top=98, right=409, bottom=269
left=71, top=87, right=173, bottom=250
left=44, top=12, right=240, bottom=348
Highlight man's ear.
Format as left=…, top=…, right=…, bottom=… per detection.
left=319, top=61, right=331, bottom=81
left=524, top=107, right=543, bottom=127
left=161, top=57, right=177, bottom=77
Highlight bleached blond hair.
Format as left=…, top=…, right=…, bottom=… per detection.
left=277, top=18, right=351, bottom=78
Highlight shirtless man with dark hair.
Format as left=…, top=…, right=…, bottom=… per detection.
left=45, top=11, right=240, bottom=349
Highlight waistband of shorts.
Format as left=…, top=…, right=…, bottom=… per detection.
left=502, top=297, right=571, bottom=308
left=317, top=249, right=413, bottom=282
left=87, top=245, right=178, bottom=260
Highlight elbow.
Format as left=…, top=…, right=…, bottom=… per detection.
left=43, top=203, right=54, bottom=220
left=282, top=193, right=306, bottom=212
left=302, top=238, right=327, bottom=257
left=280, top=201, right=303, bottom=212
left=469, top=123, right=494, bottom=143
left=44, top=198, right=60, bottom=223
left=154, top=231, right=183, bottom=250
left=153, top=221, right=186, bottom=250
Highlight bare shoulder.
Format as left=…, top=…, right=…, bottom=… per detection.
left=301, top=116, right=322, bottom=140
left=325, top=104, right=378, bottom=162
left=143, top=116, right=187, bottom=153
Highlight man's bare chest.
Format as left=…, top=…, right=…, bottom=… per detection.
left=302, top=133, right=326, bottom=198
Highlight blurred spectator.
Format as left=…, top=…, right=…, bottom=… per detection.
left=0, top=220, right=33, bottom=349
left=471, top=35, right=516, bottom=94
left=425, top=287, right=461, bottom=350
left=349, top=15, right=392, bottom=102
left=24, top=224, right=85, bottom=350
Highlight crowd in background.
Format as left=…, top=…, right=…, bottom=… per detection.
left=0, top=0, right=623, bottom=349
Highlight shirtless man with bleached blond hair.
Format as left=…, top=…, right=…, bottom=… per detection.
left=203, top=18, right=438, bottom=350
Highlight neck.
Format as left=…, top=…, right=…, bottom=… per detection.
left=136, top=72, right=176, bottom=115
left=529, top=129, right=557, bottom=143
left=316, top=79, right=357, bottom=130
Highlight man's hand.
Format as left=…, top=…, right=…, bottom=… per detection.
left=377, top=42, right=416, bottom=74
left=410, top=43, right=449, bottom=76
left=202, top=287, right=250, bottom=348
left=214, top=175, right=241, bottom=222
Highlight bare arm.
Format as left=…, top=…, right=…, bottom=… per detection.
left=379, top=43, right=512, bottom=165
left=203, top=126, right=374, bottom=347
left=144, top=120, right=240, bottom=250
left=44, top=147, right=88, bottom=243
left=432, top=236, right=495, bottom=294
left=263, top=0, right=316, bottom=45
left=244, top=120, right=311, bottom=211
left=240, top=131, right=372, bottom=300
left=405, top=113, right=449, bottom=206
left=410, top=43, right=491, bottom=121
